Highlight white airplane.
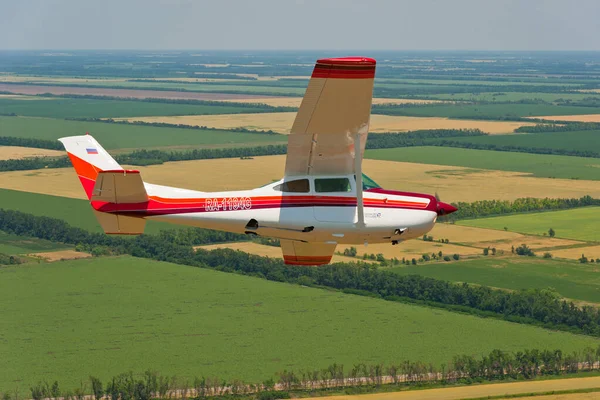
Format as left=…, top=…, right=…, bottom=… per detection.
left=59, top=57, right=457, bottom=265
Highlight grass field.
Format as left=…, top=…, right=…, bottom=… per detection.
left=121, top=113, right=535, bottom=134
left=371, top=103, right=600, bottom=118
left=3, top=157, right=600, bottom=203
left=391, top=257, right=600, bottom=304
left=0, top=116, right=287, bottom=150
left=0, top=231, right=71, bottom=255
left=0, top=145, right=63, bottom=160
left=365, top=147, right=600, bottom=181
left=0, top=97, right=277, bottom=119
left=444, top=130, right=600, bottom=154
left=1, top=256, right=598, bottom=392
left=458, top=207, right=600, bottom=242
left=0, top=189, right=178, bottom=233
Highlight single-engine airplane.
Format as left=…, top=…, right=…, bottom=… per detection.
left=59, top=56, right=457, bottom=265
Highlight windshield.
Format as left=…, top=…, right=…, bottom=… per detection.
left=358, top=173, right=381, bottom=190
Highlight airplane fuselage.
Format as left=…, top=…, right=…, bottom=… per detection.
left=93, top=174, right=451, bottom=245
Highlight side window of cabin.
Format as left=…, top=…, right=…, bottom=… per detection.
left=314, top=178, right=352, bottom=193
left=273, top=179, right=310, bottom=193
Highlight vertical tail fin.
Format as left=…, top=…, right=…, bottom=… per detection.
left=59, top=135, right=147, bottom=235
left=58, top=135, right=122, bottom=199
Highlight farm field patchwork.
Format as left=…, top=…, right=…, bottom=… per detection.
left=444, top=130, right=600, bottom=155
left=337, top=240, right=482, bottom=262
left=458, top=207, right=600, bottom=242
left=118, top=113, right=535, bottom=134
left=3, top=157, right=600, bottom=202
left=0, top=83, right=282, bottom=101
left=371, top=103, right=600, bottom=118
left=198, top=242, right=370, bottom=264
left=1, top=256, right=597, bottom=391
left=0, top=116, right=287, bottom=150
left=0, top=97, right=278, bottom=119
left=0, top=145, right=63, bottom=160
left=217, top=97, right=449, bottom=107
left=391, top=257, right=600, bottom=303
left=366, top=147, right=600, bottom=180
left=423, top=91, right=600, bottom=103
left=528, top=114, right=600, bottom=122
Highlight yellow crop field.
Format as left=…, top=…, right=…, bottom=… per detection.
left=2, top=157, right=600, bottom=203
left=217, top=97, right=448, bottom=107
left=119, top=113, right=534, bottom=134
left=28, top=250, right=91, bottom=262
left=304, top=376, right=600, bottom=400
left=528, top=114, right=600, bottom=123
left=338, top=240, right=481, bottom=261
left=0, top=146, right=64, bottom=160
left=551, top=245, right=600, bottom=260
left=197, top=242, right=368, bottom=264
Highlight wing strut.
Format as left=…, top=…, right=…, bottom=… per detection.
left=354, top=133, right=365, bottom=228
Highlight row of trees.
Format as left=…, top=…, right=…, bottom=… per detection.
left=515, top=122, right=600, bottom=133
left=15, top=346, right=600, bottom=400
left=442, top=196, right=600, bottom=222
left=32, top=93, right=295, bottom=111
left=2, top=209, right=600, bottom=337
left=0, top=128, right=486, bottom=171
left=0, top=253, right=22, bottom=265
left=428, top=139, right=600, bottom=158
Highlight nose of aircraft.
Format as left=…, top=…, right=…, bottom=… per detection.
left=437, top=201, right=458, bottom=216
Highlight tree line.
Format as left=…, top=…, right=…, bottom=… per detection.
left=2, top=208, right=600, bottom=337
left=429, top=139, right=600, bottom=158
left=442, top=196, right=600, bottom=222
left=34, top=93, right=295, bottom=112
left=515, top=122, right=600, bottom=133
left=13, top=345, right=600, bottom=400
left=0, top=128, right=486, bottom=170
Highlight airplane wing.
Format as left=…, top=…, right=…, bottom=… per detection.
left=280, top=240, right=336, bottom=266
left=285, top=57, right=376, bottom=176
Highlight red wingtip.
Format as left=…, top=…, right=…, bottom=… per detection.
left=86, top=132, right=89, bottom=135
left=317, top=56, right=376, bottom=66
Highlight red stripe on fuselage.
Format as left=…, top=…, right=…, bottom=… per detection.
left=92, top=194, right=430, bottom=216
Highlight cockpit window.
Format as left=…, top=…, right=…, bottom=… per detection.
left=356, top=173, right=381, bottom=190
left=315, top=178, right=352, bottom=193
left=273, top=179, right=310, bottom=193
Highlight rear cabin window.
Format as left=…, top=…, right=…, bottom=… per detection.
left=314, top=178, right=352, bottom=193
left=273, top=179, right=310, bottom=193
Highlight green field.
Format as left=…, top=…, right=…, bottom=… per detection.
left=20, top=80, right=306, bottom=96
left=391, top=257, right=600, bottom=303
left=0, top=98, right=276, bottom=119
left=0, top=231, right=71, bottom=255
left=444, top=130, right=600, bottom=154
left=2, top=256, right=597, bottom=392
left=424, top=92, right=600, bottom=103
left=371, top=103, right=600, bottom=118
left=365, top=146, right=600, bottom=180
left=0, top=189, right=178, bottom=234
left=0, top=116, right=287, bottom=150
left=458, top=207, right=600, bottom=242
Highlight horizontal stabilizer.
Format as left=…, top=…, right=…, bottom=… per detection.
left=91, top=170, right=148, bottom=204
left=91, top=170, right=148, bottom=235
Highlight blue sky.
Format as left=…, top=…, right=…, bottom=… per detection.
left=1, top=0, right=598, bottom=50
